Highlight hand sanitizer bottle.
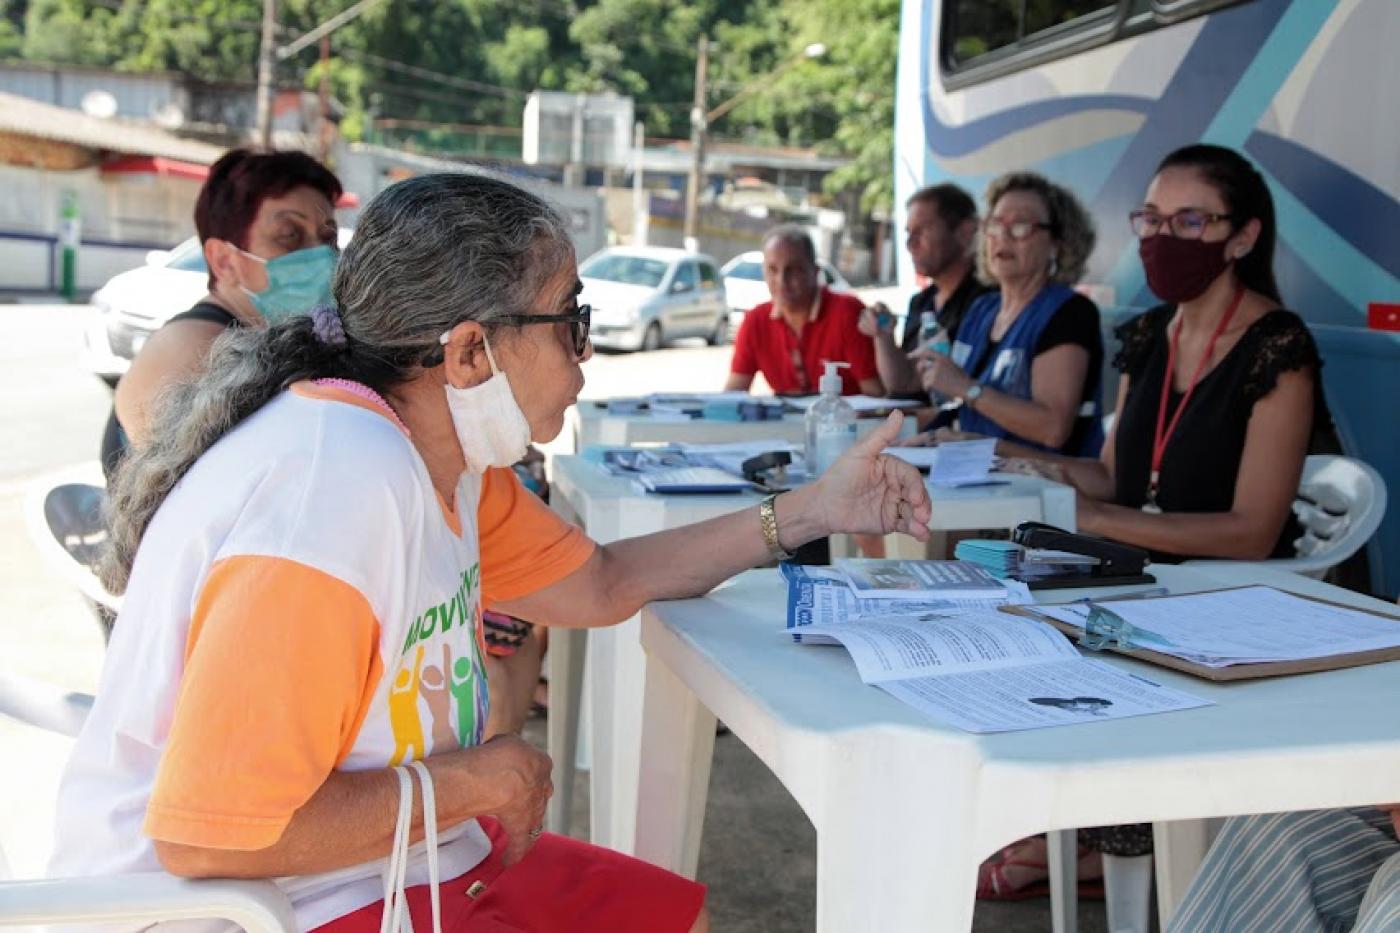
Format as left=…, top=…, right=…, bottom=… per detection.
left=804, top=361, right=857, bottom=476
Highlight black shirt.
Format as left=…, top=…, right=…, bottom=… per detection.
left=100, top=302, right=242, bottom=479
left=1112, top=305, right=1333, bottom=562
left=898, top=272, right=993, bottom=352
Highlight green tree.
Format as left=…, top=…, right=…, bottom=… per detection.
left=778, top=0, right=899, bottom=212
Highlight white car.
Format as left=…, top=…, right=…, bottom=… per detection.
left=83, top=230, right=353, bottom=385
left=579, top=247, right=729, bottom=351
left=720, top=251, right=854, bottom=331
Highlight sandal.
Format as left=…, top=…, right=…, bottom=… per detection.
left=975, top=839, right=1106, bottom=902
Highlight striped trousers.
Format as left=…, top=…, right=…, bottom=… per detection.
left=1167, top=808, right=1400, bottom=933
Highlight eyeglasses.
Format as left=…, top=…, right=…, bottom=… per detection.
left=1129, top=209, right=1234, bottom=240
left=428, top=304, right=591, bottom=367
left=495, top=304, right=592, bottom=359
left=983, top=219, right=1053, bottom=241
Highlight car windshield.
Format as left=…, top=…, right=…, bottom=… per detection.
left=580, top=254, right=668, bottom=288
left=726, top=261, right=764, bottom=281
left=166, top=239, right=208, bottom=273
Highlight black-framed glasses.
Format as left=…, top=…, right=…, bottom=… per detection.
left=429, top=305, right=591, bottom=367
left=983, top=219, right=1053, bottom=241
left=496, top=304, right=592, bottom=358
left=1129, top=209, right=1233, bottom=240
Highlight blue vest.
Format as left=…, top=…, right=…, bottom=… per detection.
left=950, top=283, right=1103, bottom=455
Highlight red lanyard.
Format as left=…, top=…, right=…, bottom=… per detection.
left=1147, top=285, right=1244, bottom=507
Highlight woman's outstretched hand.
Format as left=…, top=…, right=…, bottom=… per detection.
left=812, top=411, right=932, bottom=542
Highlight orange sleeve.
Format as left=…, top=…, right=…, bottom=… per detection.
left=478, top=466, right=596, bottom=606
left=144, top=556, right=382, bottom=850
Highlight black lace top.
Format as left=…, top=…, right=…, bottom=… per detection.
left=1112, top=305, right=1335, bottom=562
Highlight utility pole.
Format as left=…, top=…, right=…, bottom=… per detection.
left=318, top=33, right=331, bottom=160
left=632, top=120, right=647, bottom=246
left=255, top=0, right=277, bottom=147
left=682, top=34, right=709, bottom=253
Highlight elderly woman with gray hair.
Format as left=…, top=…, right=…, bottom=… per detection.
left=911, top=171, right=1105, bottom=456
left=48, top=173, right=932, bottom=932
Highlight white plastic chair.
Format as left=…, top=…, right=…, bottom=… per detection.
left=23, top=469, right=123, bottom=637
left=1047, top=834, right=1154, bottom=933
left=1185, top=455, right=1388, bottom=579
left=0, top=673, right=295, bottom=932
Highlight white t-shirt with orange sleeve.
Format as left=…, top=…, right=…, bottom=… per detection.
left=48, top=382, right=595, bottom=930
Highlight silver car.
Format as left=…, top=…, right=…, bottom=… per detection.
left=580, top=247, right=729, bottom=351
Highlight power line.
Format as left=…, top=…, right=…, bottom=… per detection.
left=334, top=44, right=526, bottom=98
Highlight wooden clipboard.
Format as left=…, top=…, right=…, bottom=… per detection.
left=1001, top=586, right=1400, bottom=682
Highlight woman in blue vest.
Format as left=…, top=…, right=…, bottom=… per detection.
left=913, top=172, right=1104, bottom=456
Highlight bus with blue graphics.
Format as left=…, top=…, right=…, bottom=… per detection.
left=894, top=0, right=1399, bottom=595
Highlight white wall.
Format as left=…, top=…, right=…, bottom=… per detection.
left=0, top=163, right=199, bottom=292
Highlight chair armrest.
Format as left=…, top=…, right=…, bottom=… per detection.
left=0, top=873, right=296, bottom=933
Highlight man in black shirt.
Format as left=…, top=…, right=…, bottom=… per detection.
left=861, top=184, right=989, bottom=397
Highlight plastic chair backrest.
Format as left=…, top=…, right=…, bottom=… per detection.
left=24, top=477, right=121, bottom=612
left=1284, top=456, right=1388, bottom=575
left=43, top=483, right=108, bottom=572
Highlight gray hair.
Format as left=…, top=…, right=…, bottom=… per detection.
left=975, top=172, right=1096, bottom=286
left=101, top=172, right=573, bottom=593
left=761, top=224, right=816, bottom=265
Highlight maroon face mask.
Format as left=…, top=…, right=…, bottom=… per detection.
left=1139, top=234, right=1231, bottom=304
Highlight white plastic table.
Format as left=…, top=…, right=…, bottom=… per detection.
left=543, top=454, right=1077, bottom=850
left=571, top=400, right=907, bottom=450
left=631, top=564, right=1400, bottom=932
left=573, top=401, right=812, bottom=448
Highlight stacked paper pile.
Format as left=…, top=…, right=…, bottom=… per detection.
left=954, top=539, right=1100, bottom=581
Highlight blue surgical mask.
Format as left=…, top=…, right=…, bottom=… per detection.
left=237, top=244, right=338, bottom=324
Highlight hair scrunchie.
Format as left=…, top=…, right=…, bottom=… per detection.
left=310, top=303, right=348, bottom=347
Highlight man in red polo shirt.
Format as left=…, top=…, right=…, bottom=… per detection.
left=724, top=226, right=883, bottom=397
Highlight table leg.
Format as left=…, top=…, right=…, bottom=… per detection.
left=1153, top=819, right=1220, bottom=928
left=632, top=657, right=717, bottom=879
left=544, top=627, right=586, bottom=835
left=813, top=776, right=979, bottom=931
left=1047, top=828, right=1078, bottom=933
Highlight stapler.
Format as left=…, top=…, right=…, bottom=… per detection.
left=741, top=450, right=793, bottom=492
left=1011, top=521, right=1155, bottom=590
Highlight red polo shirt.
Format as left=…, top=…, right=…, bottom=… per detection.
left=730, top=289, right=877, bottom=395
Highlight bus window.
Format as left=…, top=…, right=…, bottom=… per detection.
left=947, top=0, right=1116, bottom=66
left=948, top=1, right=1018, bottom=63
left=943, top=0, right=1252, bottom=83
left=1025, top=0, right=1118, bottom=34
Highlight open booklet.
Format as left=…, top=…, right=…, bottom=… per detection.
left=795, top=612, right=1211, bottom=733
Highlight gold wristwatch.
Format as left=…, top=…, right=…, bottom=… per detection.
left=759, top=494, right=795, bottom=562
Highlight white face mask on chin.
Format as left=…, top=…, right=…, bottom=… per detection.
left=442, top=331, right=532, bottom=473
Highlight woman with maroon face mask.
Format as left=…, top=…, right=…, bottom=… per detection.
left=973, top=144, right=1339, bottom=904
left=999, top=144, right=1335, bottom=564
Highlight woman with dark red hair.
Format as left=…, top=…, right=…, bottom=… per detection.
left=101, top=147, right=343, bottom=477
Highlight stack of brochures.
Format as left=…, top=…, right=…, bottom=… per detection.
left=778, top=562, right=1210, bottom=733
left=781, top=563, right=1022, bottom=644
left=835, top=558, right=1010, bottom=599
left=954, top=539, right=1101, bottom=580
left=885, top=439, right=1001, bottom=487
left=600, top=441, right=800, bottom=494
